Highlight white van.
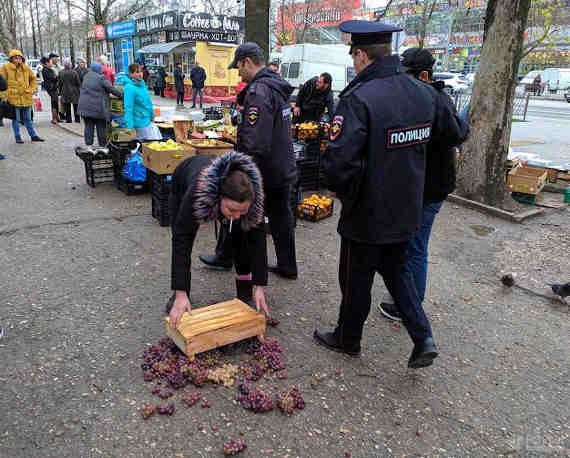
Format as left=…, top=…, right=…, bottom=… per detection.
left=278, top=44, right=355, bottom=94
left=541, top=67, right=570, bottom=93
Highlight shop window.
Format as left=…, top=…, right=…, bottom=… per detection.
left=280, top=63, right=289, bottom=78
left=288, top=62, right=300, bottom=79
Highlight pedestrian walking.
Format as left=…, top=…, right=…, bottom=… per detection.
left=190, top=61, right=206, bottom=108
left=97, top=55, right=115, bottom=85
left=0, top=73, right=6, bottom=151
left=123, top=63, right=155, bottom=139
left=78, top=62, right=122, bottom=147
left=154, top=66, right=166, bottom=97
left=377, top=47, right=469, bottom=323
left=75, top=58, right=89, bottom=84
left=167, top=152, right=269, bottom=328
left=42, top=58, right=59, bottom=124
left=199, top=43, right=298, bottom=280
left=0, top=49, right=44, bottom=144
left=314, top=20, right=445, bottom=368
left=174, top=63, right=185, bottom=107
left=58, top=58, right=81, bottom=123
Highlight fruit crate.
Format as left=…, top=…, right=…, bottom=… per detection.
left=75, top=148, right=115, bottom=188
left=297, top=199, right=334, bottom=222
left=150, top=171, right=173, bottom=197
left=507, top=167, right=547, bottom=195
left=511, top=192, right=537, bottom=205
left=203, top=107, right=224, bottom=121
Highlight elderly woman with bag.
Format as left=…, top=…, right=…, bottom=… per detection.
left=78, top=62, right=123, bottom=147
left=59, top=58, right=82, bottom=123
left=0, top=49, right=44, bottom=143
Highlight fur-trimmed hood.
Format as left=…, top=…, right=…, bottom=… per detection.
left=193, top=152, right=264, bottom=231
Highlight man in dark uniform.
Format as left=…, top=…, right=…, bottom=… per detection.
left=200, top=43, right=298, bottom=279
left=314, top=20, right=458, bottom=368
left=293, top=73, right=334, bottom=123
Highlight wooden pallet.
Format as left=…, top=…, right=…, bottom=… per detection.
left=164, top=299, right=266, bottom=358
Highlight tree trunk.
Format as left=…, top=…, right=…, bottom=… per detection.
left=85, top=0, right=91, bottom=63
left=35, top=0, right=43, bottom=56
left=30, top=0, right=38, bottom=58
left=455, top=0, right=531, bottom=207
left=245, top=0, right=270, bottom=62
left=66, top=0, right=74, bottom=64
left=56, top=0, right=63, bottom=57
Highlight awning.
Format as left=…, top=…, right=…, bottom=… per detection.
left=136, top=41, right=194, bottom=54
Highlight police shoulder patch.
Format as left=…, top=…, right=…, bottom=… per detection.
left=330, top=115, right=344, bottom=141
left=386, top=123, right=432, bottom=150
left=248, top=106, right=260, bottom=126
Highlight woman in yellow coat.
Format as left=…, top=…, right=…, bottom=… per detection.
left=0, top=49, right=44, bottom=143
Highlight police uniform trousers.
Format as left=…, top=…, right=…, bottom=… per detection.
left=265, top=185, right=297, bottom=276
left=335, top=237, right=433, bottom=346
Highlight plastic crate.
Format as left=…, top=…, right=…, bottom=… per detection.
left=511, top=192, right=537, bottom=205
left=203, top=107, right=224, bottom=121
left=150, top=171, right=173, bottom=198
left=298, top=199, right=334, bottom=222
left=152, top=195, right=170, bottom=227
left=75, top=148, right=115, bottom=188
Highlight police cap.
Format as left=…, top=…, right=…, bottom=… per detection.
left=339, top=20, right=402, bottom=49
left=228, top=42, right=264, bottom=69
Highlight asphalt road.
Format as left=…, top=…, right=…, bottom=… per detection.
left=526, top=98, right=570, bottom=120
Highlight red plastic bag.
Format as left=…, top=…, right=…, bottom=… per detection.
left=34, top=97, right=43, bottom=112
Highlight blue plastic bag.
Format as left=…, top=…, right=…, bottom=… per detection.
left=122, top=146, right=147, bottom=182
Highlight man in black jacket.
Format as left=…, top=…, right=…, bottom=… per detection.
left=200, top=43, right=298, bottom=279
left=315, top=21, right=464, bottom=368
left=294, top=73, right=334, bottom=123
left=378, top=47, right=469, bottom=323
left=190, top=62, right=206, bottom=108
left=174, top=63, right=185, bottom=107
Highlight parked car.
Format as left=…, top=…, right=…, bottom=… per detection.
left=464, top=72, right=476, bottom=86
left=520, top=70, right=542, bottom=93
left=541, top=67, right=570, bottom=93
left=433, top=72, right=469, bottom=94
left=565, top=91, right=570, bottom=103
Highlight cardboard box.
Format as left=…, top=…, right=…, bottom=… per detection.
left=187, top=139, right=234, bottom=157
left=164, top=299, right=266, bottom=358
left=507, top=167, right=547, bottom=195
left=142, top=144, right=194, bottom=175
left=110, top=128, right=136, bottom=143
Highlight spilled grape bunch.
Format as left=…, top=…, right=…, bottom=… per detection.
left=223, top=438, right=247, bottom=455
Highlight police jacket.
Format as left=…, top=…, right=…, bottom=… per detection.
left=236, top=68, right=297, bottom=190
left=170, top=153, right=267, bottom=294
left=323, top=56, right=450, bottom=245
left=296, top=76, right=335, bottom=123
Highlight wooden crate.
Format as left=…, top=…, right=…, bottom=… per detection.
left=521, top=165, right=559, bottom=183
left=164, top=299, right=266, bottom=358
left=186, top=139, right=234, bottom=157
left=507, top=167, right=547, bottom=195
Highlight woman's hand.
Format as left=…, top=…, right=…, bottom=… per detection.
left=253, top=286, right=269, bottom=317
left=169, top=291, right=191, bottom=328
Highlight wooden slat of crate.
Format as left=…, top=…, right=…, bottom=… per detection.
left=507, top=167, right=547, bottom=195
left=522, top=165, right=559, bottom=183
left=164, top=299, right=266, bottom=358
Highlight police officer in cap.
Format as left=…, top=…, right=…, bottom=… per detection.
left=200, top=43, right=298, bottom=279
left=314, top=20, right=446, bottom=368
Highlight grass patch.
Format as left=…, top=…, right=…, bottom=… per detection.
left=512, top=118, right=527, bottom=122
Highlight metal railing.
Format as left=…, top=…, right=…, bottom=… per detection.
left=453, top=90, right=530, bottom=121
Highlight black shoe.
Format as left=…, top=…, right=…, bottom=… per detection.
left=377, top=302, right=402, bottom=321
left=268, top=265, right=298, bottom=280
left=15, top=138, right=24, bottom=144
left=313, top=329, right=361, bottom=357
left=31, top=136, right=45, bottom=142
left=191, top=105, right=196, bottom=108
left=199, top=253, right=233, bottom=270
left=408, top=337, right=438, bottom=369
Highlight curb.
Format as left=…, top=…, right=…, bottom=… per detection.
left=447, top=193, right=545, bottom=223
left=56, top=123, right=83, bottom=138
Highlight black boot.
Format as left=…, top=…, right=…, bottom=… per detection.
left=235, top=279, right=253, bottom=304
left=313, top=329, right=361, bottom=357
left=199, top=253, right=233, bottom=270
left=408, top=337, right=438, bottom=369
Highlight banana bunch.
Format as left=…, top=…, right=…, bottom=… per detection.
left=147, top=139, right=183, bottom=151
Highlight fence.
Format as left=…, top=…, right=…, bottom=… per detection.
left=453, top=90, right=530, bottom=121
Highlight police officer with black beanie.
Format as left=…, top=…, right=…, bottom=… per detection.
left=314, top=21, right=462, bottom=368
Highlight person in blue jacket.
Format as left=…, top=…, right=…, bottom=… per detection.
left=123, top=63, right=155, bottom=139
